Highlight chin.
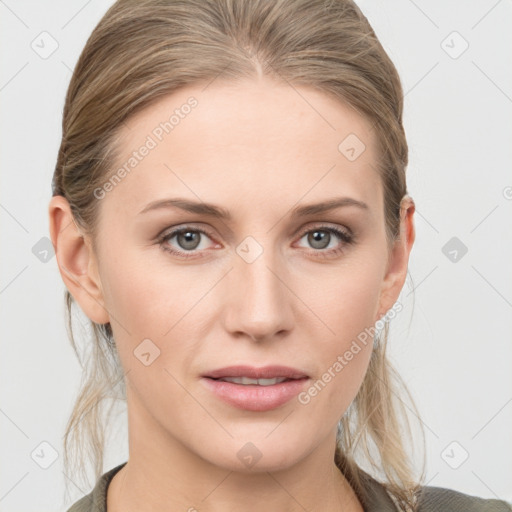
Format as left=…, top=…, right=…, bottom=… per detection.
left=197, top=437, right=307, bottom=474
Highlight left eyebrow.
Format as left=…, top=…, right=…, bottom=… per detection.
left=137, top=196, right=369, bottom=219
left=291, top=197, right=369, bottom=217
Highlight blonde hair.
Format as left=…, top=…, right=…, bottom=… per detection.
left=52, top=0, right=426, bottom=508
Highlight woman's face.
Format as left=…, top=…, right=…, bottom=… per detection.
left=67, top=77, right=412, bottom=472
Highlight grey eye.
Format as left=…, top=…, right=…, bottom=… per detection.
left=176, top=230, right=202, bottom=250
left=306, top=230, right=332, bottom=250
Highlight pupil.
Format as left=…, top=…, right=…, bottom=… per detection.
left=180, top=231, right=199, bottom=249
left=309, top=230, right=329, bottom=249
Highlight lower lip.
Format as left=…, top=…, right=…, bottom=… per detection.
left=201, top=377, right=309, bottom=412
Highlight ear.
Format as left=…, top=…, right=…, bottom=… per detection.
left=48, top=195, right=110, bottom=325
left=375, top=195, right=415, bottom=322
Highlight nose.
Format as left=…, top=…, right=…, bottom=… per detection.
left=222, top=245, right=294, bottom=343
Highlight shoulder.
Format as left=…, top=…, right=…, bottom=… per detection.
left=358, top=470, right=511, bottom=512
left=66, top=462, right=127, bottom=512
left=416, top=485, right=512, bottom=512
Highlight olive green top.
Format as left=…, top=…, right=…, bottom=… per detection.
left=67, top=461, right=512, bottom=512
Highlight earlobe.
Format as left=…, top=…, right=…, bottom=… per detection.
left=375, top=196, right=416, bottom=322
left=48, top=195, right=110, bottom=325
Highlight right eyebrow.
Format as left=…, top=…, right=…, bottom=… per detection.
left=138, top=198, right=232, bottom=220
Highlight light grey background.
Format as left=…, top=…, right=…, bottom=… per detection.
left=1, top=1, right=511, bottom=510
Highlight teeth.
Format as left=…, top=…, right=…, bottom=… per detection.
left=219, top=376, right=289, bottom=386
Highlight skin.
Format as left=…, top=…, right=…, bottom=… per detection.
left=49, top=76, right=415, bottom=512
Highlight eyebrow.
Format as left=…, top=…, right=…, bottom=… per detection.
left=138, top=196, right=369, bottom=219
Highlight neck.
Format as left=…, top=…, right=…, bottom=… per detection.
left=108, top=458, right=362, bottom=512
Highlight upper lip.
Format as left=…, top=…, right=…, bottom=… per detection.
left=203, top=365, right=309, bottom=380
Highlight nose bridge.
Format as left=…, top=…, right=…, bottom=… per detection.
left=225, top=235, right=292, bottom=340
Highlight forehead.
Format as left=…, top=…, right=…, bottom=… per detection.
left=101, top=76, right=382, bottom=223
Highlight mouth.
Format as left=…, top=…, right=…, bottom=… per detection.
left=211, top=376, right=295, bottom=386
left=203, top=364, right=309, bottom=381
left=201, top=365, right=310, bottom=411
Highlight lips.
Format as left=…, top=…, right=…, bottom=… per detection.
left=203, top=365, right=309, bottom=380
left=218, top=376, right=289, bottom=386
left=201, top=365, right=310, bottom=411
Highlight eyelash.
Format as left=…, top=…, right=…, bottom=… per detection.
left=156, top=224, right=354, bottom=260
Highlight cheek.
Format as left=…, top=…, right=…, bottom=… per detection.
left=303, top=256, right=384, bottom=343
left=334, top=275, right=382, bottom=339
left=99, top=250, right=215, bottom=363
left=296, top=260, right=383, bottom=406
left=99, top=258, right=208, bottom=411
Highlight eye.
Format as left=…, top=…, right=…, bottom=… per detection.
left=157, top=223, right=354, bottom=260
left=157, top=226, right=218, bottom=259
left=295, top=224, right=354, bottom=258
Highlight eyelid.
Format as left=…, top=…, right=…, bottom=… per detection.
left=295, top=221, right=353, bottom=239
left=156, top=222, right=217, bottom=241
left=157, top=221, right=352, bottom=244
left=157, top=221, right=354, bottom=260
